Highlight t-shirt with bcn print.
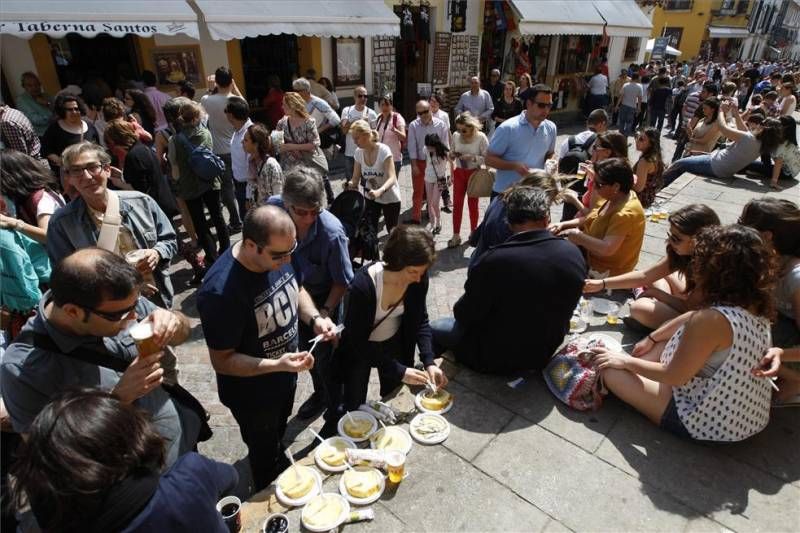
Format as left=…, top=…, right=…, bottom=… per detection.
left=197, top=248, right=304, bottom=410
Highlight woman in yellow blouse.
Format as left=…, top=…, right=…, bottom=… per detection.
left=552, top=157, right=645, bottom=276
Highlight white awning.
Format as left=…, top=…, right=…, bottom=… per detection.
left=195, top=0, right=399, bottom=40
left=512, top=1, right=606, bottom=35
left=708, top=26, right=750, bottom=39
left=0, top=0, right=199, bottom=39
left=512, top=0, right=651, bottom=37
left=593, top=0, right=652, bottom=38
left=646, top=39, right=682, bottom=56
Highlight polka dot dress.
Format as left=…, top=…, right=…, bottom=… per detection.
left=660, top=306, right=772, bottom=442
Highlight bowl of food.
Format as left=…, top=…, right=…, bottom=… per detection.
left=314, top=436, right=357, bottom=473
left=415, top=388, right=454, bottom=414
left=369, top=426, right=412, bottom=455
left=338, top=466, right=385, bottom=505
left=409, top=413, right=450, bottom=445
left=337, top=411, right=378, bottom=442
left=300, top=493, right=350, bottom=532
left=274, top=464, right=321, bottom=507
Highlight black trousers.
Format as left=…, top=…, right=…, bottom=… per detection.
left=218, top=153, right=242, bottom=228
left=340, top=334, right=406, bottom=412
left=229, top=380, right=296, bottom=492
left=298, top=292, right=340, bottom=406
left=184, top=189, right=230, bottom=263
left=365, top=199, right=401, bottom=234
left=560, top=178, right=588, bottom=222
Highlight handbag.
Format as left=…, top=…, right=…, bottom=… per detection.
left=467, top=167, right=496, bottom=198
left=176, top=132, right=225, bottom=182
left=28, top=331, right=213, bottom=443
left=542, top=335, right=609, bottom=411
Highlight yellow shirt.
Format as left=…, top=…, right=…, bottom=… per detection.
left=584, top=190, right=645, bottom=276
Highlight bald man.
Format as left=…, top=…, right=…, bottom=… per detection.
left=197, top=205, right=338, bottom=490
left=454, top=76, right=494, bottom=127
left=0, top=247, right=196, bottom=466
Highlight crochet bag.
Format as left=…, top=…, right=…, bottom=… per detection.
left=543, top=336, right=609, bottom=411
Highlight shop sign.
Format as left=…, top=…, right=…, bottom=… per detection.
left=0, top=20, right=195, bottom=38
left=651, top=37, right=669, bottom=60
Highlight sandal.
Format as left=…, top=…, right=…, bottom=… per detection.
left=447, top=235, right=462, bottom=248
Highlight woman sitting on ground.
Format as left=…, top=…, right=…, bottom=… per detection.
left=739, top=197, right=800, bottom=406
left=243, top=122, right=283, bottom=204
left=763, top=116, right=800, bottom=189
left=661, top=99, right=782, bottom=187
left=10, top=388, right=238, bottom=532
left=584, top=204, right=720, bottom=330
left=633, top=127, right=664, bottom=208
left=683, top=98, right=721, bottom=157
left=552, top=158, right=646, bottom=276
left=577, top=131, right=630, bottom=213
left=330, top=225, right=447, bottom=418
left=469, top=170, right=561, bottom=270
left=594, top=224, right=777, bottom=442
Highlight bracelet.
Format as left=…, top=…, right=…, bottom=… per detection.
left=647, top=334, right=657, bottom=343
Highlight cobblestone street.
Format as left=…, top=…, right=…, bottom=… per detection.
left=171, top=123, right=800, bottom=532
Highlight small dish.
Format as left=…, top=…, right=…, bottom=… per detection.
left=587, top=333, right=622, bottom=353
left=314, top=436, right=357, bottom=473
left=338, top=466, right=386, bottom=505
left=300, top=493, right=350, bottom=532
left=274, top=465, right=322, bottom=507
left=369, top=426, right=413, bottom=455
left=415, top=389, right=454, bottom=414
left=337, top=411, right=378, bottom=442
left=590, top=297, right=616, bottom=315
left=409, top=413, right=450, bottom=445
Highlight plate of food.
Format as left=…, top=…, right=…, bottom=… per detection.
left=415, top=388, right=454, bottom=414
left=300, top=493, right=350, bottom=533
left=589, top=297, right=616, bottom=315
left=409, top=413, right=450, bottom=445
left=275, top=464, right=322, bottom=507
left=337, top=411, right=378, bottom=442
left=338, top=466, right=385, bottom=505
left=587, top=333, right=622, bottom=353
left=314, top=436, right=358, bottom=473
left=369, top=426, right=413, bottom=455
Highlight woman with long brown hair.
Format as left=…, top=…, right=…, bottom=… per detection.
left=594, top=224, right=778, bottom=441
left=633, top=127, right=664, bottom=208
left=243, top=122, right=283, bottom=204
left=275, top=92, right=328, bottom=179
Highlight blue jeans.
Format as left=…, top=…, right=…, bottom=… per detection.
left=617, top=104, right=636, bottom=136
left=662, top=154, right=716, bottom=187
left=430, top=317, right=465, bottom=356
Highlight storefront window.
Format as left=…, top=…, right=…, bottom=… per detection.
left=557, top=35, right=600, bottom=74
left=623, top=37, right=641, bottom=62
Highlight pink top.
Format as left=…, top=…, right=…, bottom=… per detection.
left=375, top=112, right=406, bottom=162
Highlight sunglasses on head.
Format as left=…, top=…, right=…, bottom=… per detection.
left=79, top=302, right=137, bottom=322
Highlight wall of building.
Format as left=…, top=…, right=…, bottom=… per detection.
left=650, top=2, right=711, bottom=60
left=1, top=35, right=42, bottom=100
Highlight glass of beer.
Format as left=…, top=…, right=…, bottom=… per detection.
left=124, top=249, right=148, bottom=268
left=385, top=450, right=406, bottom=484
left=606, top=303, right=621, bottom=325
left=128, top=321, right=160, bottom=357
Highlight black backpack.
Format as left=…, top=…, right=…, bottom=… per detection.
left=558, top=133, right=596, bottom=174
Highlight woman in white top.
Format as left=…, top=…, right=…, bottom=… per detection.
left=429, top=93, right=451, bottom=131
left=447, top=112, right=488, bottom=248
left=594, top=225, right=776, bottom=442
left=423, top=133, right=451, bottom=235
left=347, top=119, right=402, bottom=232
left=375, top=94, right=407, bottom=176
left=777, top=82, right=797, bottom=117
left=331, top=225, right=448, bottom=413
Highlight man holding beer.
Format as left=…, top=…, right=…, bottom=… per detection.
left=0, top=248, right=199, bottom=466
left=197, top=205, right=338, bottom=491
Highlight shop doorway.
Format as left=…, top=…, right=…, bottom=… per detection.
left=393, top=5, right=430, bottom=118
left=241, top=35, right=299, bottom=102
left=53, top=34, right=139, bottom=101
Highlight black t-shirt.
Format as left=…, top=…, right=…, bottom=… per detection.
left=124, top=142, right=161, bottom=194
left=650, top=87, right=672, bottom=110
left=492, top=97, right=523, bottom=120
left=197, top=248, right=304, bottom=408
left=41, top=121, right=99, bottom=158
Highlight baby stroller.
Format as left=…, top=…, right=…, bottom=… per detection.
left=328, top=189, right=378, bottom=267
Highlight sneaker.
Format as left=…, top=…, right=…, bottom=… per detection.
left=442, top=205, right=452, bottom=213
left=433, top=224, right=442, bottom=235
left=447, top=235, right=462, bottom=248
left=297, top=392, right=325, bottom=419
left=772, top=394, right=800, bottom=408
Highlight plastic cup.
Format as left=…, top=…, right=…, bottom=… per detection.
left=385, top=450, right=406, bottom=484
left=262, top=513, right=289, bottom=533
left=128, top=321, right=160, bottom=357
left=124, top=249, right=148, bottom=267
left=216, top=496, right=242, bottom=533
left=606, top=302, right=621, bottom=325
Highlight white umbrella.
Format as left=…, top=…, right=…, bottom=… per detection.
left=646, top=38, right=682, bottom=57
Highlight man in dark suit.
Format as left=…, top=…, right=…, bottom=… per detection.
left=431, top=186, right=586, bottom=374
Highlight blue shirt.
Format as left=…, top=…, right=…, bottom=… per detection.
left=487, top=112, right=557, bottom=193
left=122, top=453, right=238, bottom=533
left=197, top=247, right=303, bottom=408
left=469, top=196, right=511, bottom=271
left=267, top=197, right=354, bottom=298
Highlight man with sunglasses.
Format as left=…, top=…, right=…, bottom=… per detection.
left=485, top=84, right=557, bottom=197
left=1, top=248, right=197, bottom=466
left=197, top=205, right=338, bottom=491
left=407, top=100, right=450, bottom=224
left=340, top=86, right=378, bottom=184
left=47, top=142, right=177, bottom=309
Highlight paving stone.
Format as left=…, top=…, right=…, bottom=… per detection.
left=683, top=516, right=735, bottom=533
left=595, top=414, right=800, bottom=532
left=381, top=444, right=551, bottom=532
left=473, top=416, right=691, bottom=532
left=540, top=517, right=575, bottom=533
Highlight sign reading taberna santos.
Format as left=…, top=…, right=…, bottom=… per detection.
left=0, top=19, right=199, bottom=39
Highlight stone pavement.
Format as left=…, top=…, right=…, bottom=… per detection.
left=170, top=121, right=800, bottom=532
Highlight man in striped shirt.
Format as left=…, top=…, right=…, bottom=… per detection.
left=672, top=82, right=718, bottom=164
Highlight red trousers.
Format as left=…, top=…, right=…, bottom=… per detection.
left=453, top=167, right=479, bottom=234
left=411, top=160, right=426, bottom=222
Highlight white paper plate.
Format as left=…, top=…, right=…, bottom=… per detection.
left=414, top=390, right=454, bottom=414
left=337, top=411, right=378, bottom=442
left=314, top=436, right=358, bottom=473
left=587, top=333, right=622, bottom=353
left=338, top=466, right=386, bottom=505
left=300, top=493, right=351, bottom=533
left=275, top=465, right=322, bottom=507
left=409, top=413, right=450, bottom=445
left=369, top=426, right=413, bottom=455
left=590, top=297, right=616, bottom=315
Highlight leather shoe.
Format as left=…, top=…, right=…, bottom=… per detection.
left=297, top=392, right=325, bottom=419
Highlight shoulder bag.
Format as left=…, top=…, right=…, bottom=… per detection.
left=467, top=167, right=496, bottom=198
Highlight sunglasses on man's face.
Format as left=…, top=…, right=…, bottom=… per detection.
left=264, top=239, right=298, bottom=260
left=290, top=205, right=321, bottom=218
left=533, top=101, right=553, bottom=109
left=417, top=109, right=431, bottom=116
left=79, top=302, right=137, bottom=322
left=356, top=94, right=368, bottom=99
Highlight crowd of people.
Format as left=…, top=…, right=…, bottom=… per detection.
left=0, top=56, right=798, bottom=531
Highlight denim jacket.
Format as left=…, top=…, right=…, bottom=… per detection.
left=46, top=191, right=177, bottom=307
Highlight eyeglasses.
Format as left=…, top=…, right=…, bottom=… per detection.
left=417, top=110, right=430, bottom=116
left=266, top=239, right=298, bottom=260
left=290, top=205, right=321, bottom=218
left=456, top=128, right=468, bottom=133
left=79, top=302, right=137, bottom=322
left=534, top=102, right=553, bottom=109
left=67, top=162, right=105, bottom=177
left=356, top=94, right=368, bottom=99
left=63, top=106, right=81, bottom=113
